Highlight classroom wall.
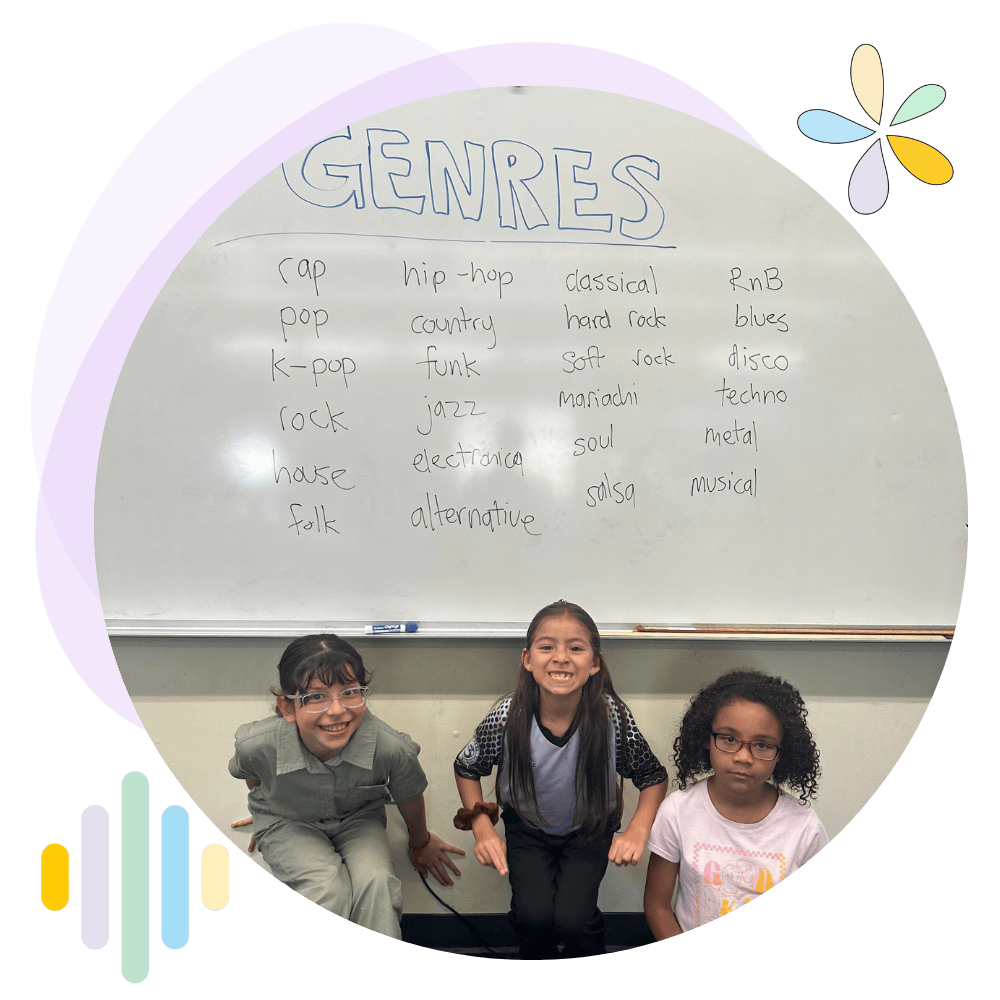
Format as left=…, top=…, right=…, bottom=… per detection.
left=115, top=635, right=945, bottom=916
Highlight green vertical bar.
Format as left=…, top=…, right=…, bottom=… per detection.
left=122, top=772, right=149, bottom=983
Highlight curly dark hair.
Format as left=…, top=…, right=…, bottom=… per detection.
left=673, top=669, right=821, bottom=802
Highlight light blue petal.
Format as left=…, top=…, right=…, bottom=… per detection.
left=890, top=84, right=946, bottom=126
left=797, top=109, right=875, bottom=143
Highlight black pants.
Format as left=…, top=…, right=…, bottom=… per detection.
left=503, top=809, right=614, bottom=959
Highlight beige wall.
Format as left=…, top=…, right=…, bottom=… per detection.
left=116, top=635, right=944, bottom=915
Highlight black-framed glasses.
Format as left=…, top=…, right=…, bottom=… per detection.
left=711, top=733, right=781, bottom=761
left=288, top=687, right=368, bottom=713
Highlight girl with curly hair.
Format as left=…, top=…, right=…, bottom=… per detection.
left=643, top=669, right=827, bottom=938
left=454, top=601, right=668, bottom=959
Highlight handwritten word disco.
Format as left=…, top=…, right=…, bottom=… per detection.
left=282, top=128, right=666, bottom=241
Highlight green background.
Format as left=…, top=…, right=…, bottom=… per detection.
left=9, top=0, right=997, bottom=997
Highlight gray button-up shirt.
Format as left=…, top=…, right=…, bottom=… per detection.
left=229, top=711, right=427, bottom=832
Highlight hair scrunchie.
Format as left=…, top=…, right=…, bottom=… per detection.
left=453, top=801, right=500, bottom=830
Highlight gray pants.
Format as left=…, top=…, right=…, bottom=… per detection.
left=256, top=811, right=402, bottom=939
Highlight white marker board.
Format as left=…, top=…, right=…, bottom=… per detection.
left=96, top=87, right=966, bottom=631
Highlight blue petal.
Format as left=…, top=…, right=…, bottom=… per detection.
left=797, top=109, right=876, bottom=143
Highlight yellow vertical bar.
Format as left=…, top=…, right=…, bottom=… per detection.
left=201, top=844, right=229, bottom=910
left=41, top=844, right=70, bottom=910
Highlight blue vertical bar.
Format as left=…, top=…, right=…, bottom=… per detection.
left=161, top=806, right=189, bottom=948
left=121, top=772, right=149, bottom=983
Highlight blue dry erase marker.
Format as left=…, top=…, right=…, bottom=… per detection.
left=364, top=622, right=419, bottom=634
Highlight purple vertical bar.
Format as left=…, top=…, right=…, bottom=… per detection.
left=81, top=805, right=109, bottom=949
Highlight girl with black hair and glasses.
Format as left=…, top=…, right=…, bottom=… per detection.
left=644, top=669, right=827, bottom=938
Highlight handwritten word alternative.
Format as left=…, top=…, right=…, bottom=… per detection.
left=410, top=493, right=540, bottom=535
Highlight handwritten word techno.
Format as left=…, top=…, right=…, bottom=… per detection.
left=282, top=128, right=667, bottom=241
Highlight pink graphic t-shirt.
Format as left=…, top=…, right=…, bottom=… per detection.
left=647, top=780, right=827, bottom=930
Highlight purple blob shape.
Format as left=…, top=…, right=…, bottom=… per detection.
left=848, top=139, right=889, bottom=215
left=34, top=30, right=759, bottom=724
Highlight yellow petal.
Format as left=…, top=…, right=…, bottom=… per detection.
left=851, top=44, right=883, bottom=125
left=886, top=135, right=954, bottom=184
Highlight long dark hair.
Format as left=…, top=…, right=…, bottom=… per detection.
left=505, top=601, right=625, bottom=833
left=270, top=634, right=370, bottom=714
left=672, top=668, right=821, bottom=803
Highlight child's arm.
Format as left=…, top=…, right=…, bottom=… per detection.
left=609, top=779, right=668, bottom=866
left=395, top=794, right=466, bottom=887
left=230, top=780, right=259, bottom=851
left=643, top=853, right=683, bottom=940
left=455, top=775, right=508, bottom=876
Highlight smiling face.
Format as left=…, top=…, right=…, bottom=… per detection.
left=707, top=698, right=783, bottom=801
left=278, top=670, right=367, bottom=762
left=521, top=613, right=600, bottom=706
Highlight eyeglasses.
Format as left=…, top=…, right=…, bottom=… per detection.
left=287, top=687, right=368, bottom=713
left=711, top=733, right=781, bottom=761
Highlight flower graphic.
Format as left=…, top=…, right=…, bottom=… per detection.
left=797, top=44, right=953, bottom=214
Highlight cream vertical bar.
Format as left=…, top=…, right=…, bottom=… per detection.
left=160, top=806, right=191, bottom=951
left=121, top=772, right=149, bottom=983
left=201, top=845, right=229, bottom=910
left=81, top=806, right=109, bottom=948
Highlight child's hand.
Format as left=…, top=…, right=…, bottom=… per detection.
left=472, top=827, right=509, bottom=876
left=410, top=833, right=465, bottom=886
left=608, top=831, right=648, bottom=866
left=231, top=815, right=257, bottom=853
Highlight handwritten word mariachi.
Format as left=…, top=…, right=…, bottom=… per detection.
left=283, top=128, right=667, bottom=241
left=410, top=493, right=540, bottom=536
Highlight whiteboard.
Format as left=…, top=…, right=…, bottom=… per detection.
left=95, top=87, right=966, bottom=630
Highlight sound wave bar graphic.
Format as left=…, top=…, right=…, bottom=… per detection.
left=40, top=771, right=230, bottom=982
